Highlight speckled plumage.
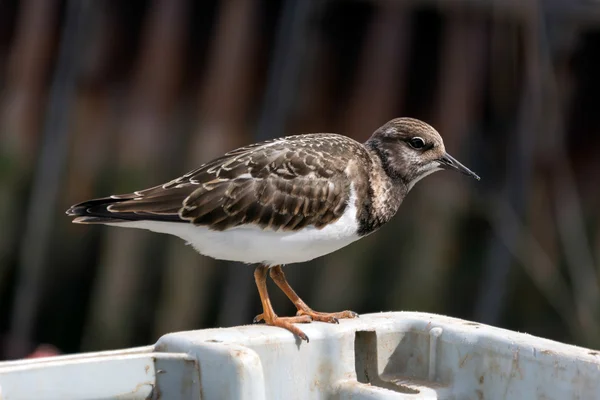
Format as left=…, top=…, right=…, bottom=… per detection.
left=67, top=118, right=478, bottom=240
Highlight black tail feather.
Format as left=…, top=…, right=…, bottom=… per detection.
left=67, top=197, right=184, bottom=224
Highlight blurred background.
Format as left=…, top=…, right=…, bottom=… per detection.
left=1, top=0, right=599, bottom=360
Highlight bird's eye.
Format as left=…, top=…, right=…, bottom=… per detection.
left=408, top=137, right=425, bottom=149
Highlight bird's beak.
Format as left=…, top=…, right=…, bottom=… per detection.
left=438, top=153, right=480, bottom=180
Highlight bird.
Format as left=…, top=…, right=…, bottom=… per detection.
left=67, top=117, right=480, bottom=342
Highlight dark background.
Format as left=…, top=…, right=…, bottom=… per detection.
left=1, top=0, right=599, bottom=360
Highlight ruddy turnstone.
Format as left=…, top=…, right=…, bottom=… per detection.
left=67, top=117, right=479, bottom=341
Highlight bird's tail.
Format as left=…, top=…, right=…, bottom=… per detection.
left=66, top=197, right=182, bottom=224
left=66, top=197, right=133, bottom=224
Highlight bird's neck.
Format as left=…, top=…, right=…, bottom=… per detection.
left=355, top=146, right=408, bottom=236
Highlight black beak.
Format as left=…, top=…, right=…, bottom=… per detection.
left=438, top=153, right=480, bottom=180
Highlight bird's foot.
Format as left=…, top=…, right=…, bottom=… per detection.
left=296, top=309, right=359, bottom=324
left=252, top=313, right=312, bottom=342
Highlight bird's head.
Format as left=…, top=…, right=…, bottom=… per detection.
left=366, top=117, right=480, bottom=190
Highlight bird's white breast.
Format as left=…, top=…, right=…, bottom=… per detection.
left=106, top=186, right=361, bottom=266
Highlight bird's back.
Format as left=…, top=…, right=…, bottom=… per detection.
left=67, top=133, right=372, bottom=233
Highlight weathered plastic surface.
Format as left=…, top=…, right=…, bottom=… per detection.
left=156, top=312, right=600, bottom=399
left=0, top=346, right=200, bottom=399
left=1, top=312, right=599, bottom=399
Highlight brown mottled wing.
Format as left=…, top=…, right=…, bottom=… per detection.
left=101, top=134, right=365, bottom=231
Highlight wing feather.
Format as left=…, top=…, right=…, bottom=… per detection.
left=68, top=134, right=368, bottom=231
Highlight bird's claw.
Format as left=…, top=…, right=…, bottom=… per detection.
left=253, top=308, right=356, bottom=342
left=253, top=313, right=264, bottom=324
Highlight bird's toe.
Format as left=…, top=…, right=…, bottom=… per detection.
left=253, top=313, right=264, bottom=324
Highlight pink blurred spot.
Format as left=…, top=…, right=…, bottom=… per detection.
left=25, top=344, right=61, bottom=359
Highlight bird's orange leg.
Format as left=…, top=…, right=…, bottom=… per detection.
left=269, top=265, right=358, bottom=323
left=253, top=265, right=312, bottom=341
